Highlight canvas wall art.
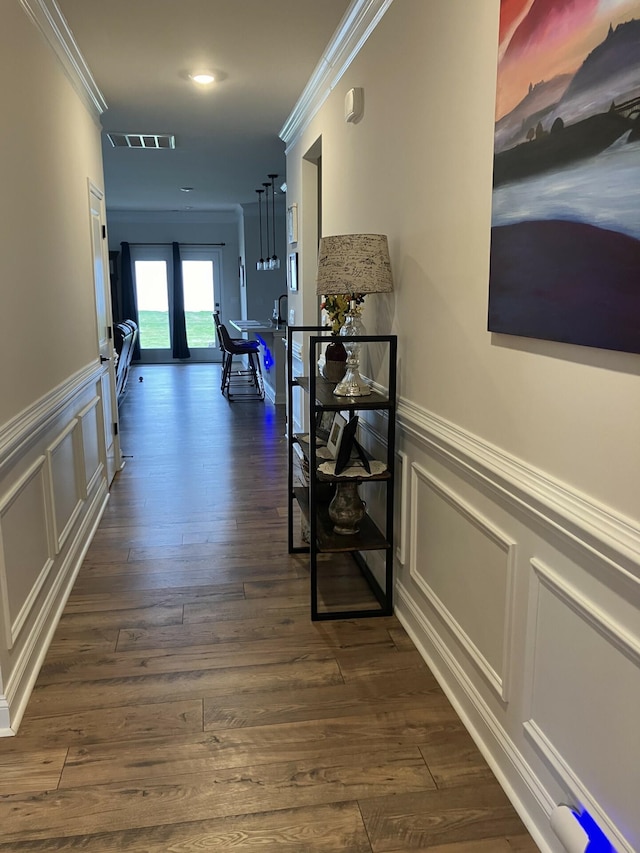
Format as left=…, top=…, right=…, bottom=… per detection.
left=488, top=0, right=640, bottom=354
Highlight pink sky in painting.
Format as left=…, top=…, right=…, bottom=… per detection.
left=496, top=0, right=639, bottom=119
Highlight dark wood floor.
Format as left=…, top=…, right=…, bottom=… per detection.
left=0, top=364, right=537, bottom=851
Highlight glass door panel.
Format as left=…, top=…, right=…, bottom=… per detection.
left=183, top=259, right=216, bottom=349
left=134, top=260, right=170, bottom=349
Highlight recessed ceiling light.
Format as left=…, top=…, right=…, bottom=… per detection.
left=180, top=187, right=194, bottom=192
left=189, top=71, right=215, bottom=85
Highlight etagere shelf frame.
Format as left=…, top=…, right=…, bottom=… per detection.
left=286, top=325, right=397, bottom=621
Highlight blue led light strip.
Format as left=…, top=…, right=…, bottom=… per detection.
left=256, top=336, right=272, bottom=371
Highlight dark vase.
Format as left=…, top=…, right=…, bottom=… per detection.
left=328, top=481, right=366, bottom=534
left=321, top=338, right=347, bottom=383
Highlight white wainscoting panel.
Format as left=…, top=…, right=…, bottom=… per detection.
left=46, top=420, right=83, bottom=554
left=0, top=362, right=109, bottom=734
left=395, top=449, right=409, bottom=566
left=0, top=457, right=53, bottom=649
left=78, top=397, right=102, bottom=495
left=409, top=463, right=516, bottom=701
left=394, top=396, right=640, bottom=853
left=524, top=558, right=639, bottom=851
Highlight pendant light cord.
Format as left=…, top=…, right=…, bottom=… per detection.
left=263, top=182, right=271, bottom=260
left=269, top=173, right=278, bottom=264
left=255, top=189, right=264, bottom=265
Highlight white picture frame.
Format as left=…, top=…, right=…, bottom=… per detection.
left=326, top=413, right=347, bottom=459
left=288, top=252, right=298, bottom=292
left=287, top=203, right=298, bottom=244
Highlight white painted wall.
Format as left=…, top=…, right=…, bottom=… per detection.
left=284, top=1, right=640, bottom=851
left=0, top=1, right=110, bottom=733
left=0, top=2, right=106, bottom=426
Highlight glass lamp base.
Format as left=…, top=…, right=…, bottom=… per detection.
left=333, top=300, right=370, bottom=396
left=333, top=368, right=370, bottom=397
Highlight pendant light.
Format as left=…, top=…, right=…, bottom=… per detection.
left=255, top=189, right=265, bottom=270
left=268, top=173, right=280, bottom=269
left=262, top=182, right=272, bottom=268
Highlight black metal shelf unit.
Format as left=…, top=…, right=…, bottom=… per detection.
left=286, top=326, right=397, bottom=621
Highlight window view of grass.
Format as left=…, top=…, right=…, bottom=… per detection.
left=138, top=310, right=170, bottom=348
left=137, top=311, right=217, bottom=348
left=134, top=259, right=217, bottom=350
left=185, top=311, right=217, bottom=348
left=183, top=261, right=216, bottom=348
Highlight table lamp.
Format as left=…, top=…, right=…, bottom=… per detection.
left=316, top=234, right=393, bottom=396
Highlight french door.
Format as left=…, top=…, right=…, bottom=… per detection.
left=131, top=245, right=223, bottom=362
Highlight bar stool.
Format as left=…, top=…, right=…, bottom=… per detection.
left=215, top=317, right=264, bottom=401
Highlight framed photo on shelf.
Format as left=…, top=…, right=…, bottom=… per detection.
left=288, top=251, right=298, bottom=292
left=326, top=413, right=347, bottom=458
left=334, top=415, right=359, bottom=474
left=287, top=203, right=298, bottom=244
left=316, top=410, right=334, bottom=442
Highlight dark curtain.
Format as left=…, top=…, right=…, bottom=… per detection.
left=171, top=242, right=190, bottom=359
left=120, top=241, right=141, bottom=360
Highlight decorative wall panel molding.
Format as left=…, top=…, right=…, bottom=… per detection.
left=397, top=398, right=640, bottom=585
left=0, top=364, right=108, bottom=734
left=394, top=397, right=638, bottom=852
left=524, top=558, right=639, bottom=853
left=3, top=482, right=108, bottom=735
left=0, top=456, right=53, bottom=649
left=46, top=420, right=83, bottom=554
left=0, top=362, right=101, bottom=473
left=409, top=463, right=516, bottom=701
left=396, top=449, right=409, bottom=566
left=78, top=397, right=103, bottom=496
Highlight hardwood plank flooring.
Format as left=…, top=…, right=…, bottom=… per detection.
left=0, top=365, right=537, bottom=850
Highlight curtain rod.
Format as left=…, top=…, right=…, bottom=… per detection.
left=128, top=242, right=226, bottom=247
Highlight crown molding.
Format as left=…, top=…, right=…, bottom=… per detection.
left=19, top=0, right=107, bottom=116
left=280, top=0, right=393, bottom=151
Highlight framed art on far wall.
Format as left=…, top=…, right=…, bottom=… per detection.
left=288, top=252, right=298, bottom=291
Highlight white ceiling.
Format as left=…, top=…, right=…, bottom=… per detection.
left=56, top=0, right=352, bottom=212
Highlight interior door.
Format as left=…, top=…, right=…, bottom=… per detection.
left=89, top=181, right=120, bottom=485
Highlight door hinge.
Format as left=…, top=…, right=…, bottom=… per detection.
left=113, top=422, right=118, bottom=436
left=102, top=225, right=106, bottom=239
left=107, top=325, right=112, bottom=339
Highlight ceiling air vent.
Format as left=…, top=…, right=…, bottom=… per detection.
left=107, top=133, right=176, bottom=149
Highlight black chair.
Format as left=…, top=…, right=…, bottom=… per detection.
left=213, top=312, right=252, bottom=389
left=213, top=314, right=264, bottom=400
left=212, top=312, right=229, bottom=387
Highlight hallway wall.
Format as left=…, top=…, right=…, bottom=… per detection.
left=0, top=1, right=110, bottom=733
left=283, top=1, right=640, bottom=851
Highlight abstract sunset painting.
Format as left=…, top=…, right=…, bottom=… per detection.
left=488, top=0, right=640, bottom=353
